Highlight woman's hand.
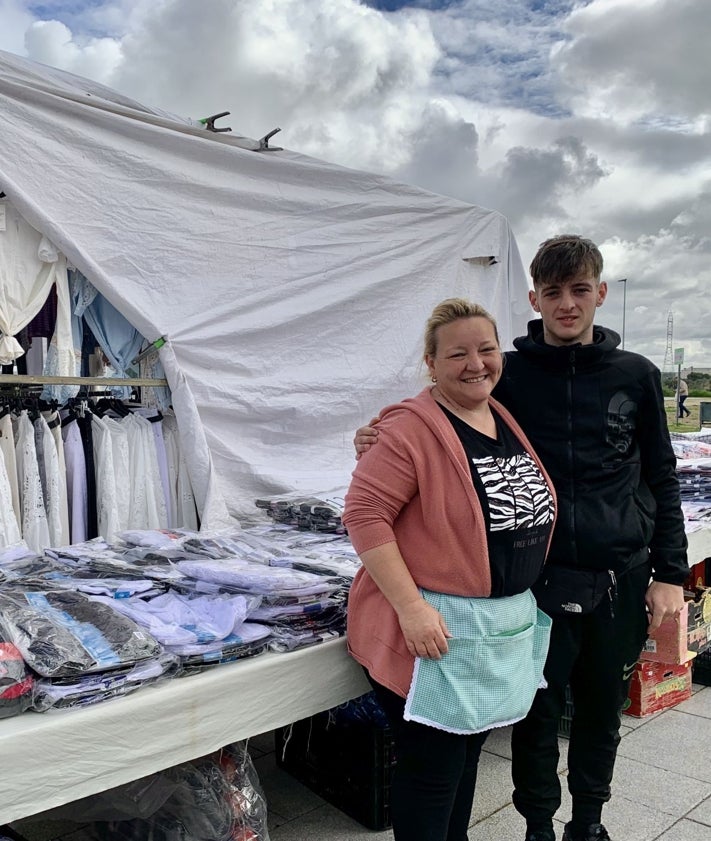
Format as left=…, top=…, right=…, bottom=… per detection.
left=353, top=417, right=379, bottom=460
left=397, top=597, right=452, bottom=659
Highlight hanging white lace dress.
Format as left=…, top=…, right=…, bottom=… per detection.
left=124, top=414, right=167, bottom=530
left=91, top=413, right=121, bottom=543
left=34, top=414, right=63, bottom=548
left=14, top=411, right=50, bottom=552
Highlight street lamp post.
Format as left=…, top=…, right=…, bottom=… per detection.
left=617, top=278, right=628, bottom=349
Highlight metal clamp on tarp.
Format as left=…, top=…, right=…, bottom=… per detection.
left=258, top=127, right=283, bottom=151
left=200, top=112, right=232, bottom=133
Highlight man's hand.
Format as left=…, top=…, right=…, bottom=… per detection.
left=645, top=581, right=685, bottom=633
left=353, top=417, right=379, bottom=460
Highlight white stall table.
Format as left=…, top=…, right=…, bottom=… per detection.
left=0, top=637, right=369, bottom=825
left=688, top=528, right=711, bottom=564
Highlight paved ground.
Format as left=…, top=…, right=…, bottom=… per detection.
left=256, top=683, right=711, bottom=841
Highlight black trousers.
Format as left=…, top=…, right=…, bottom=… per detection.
left=511, top=562, right=650, bottom=829
left=369, top=676, right=490, bottom=841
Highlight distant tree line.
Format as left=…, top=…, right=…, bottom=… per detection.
left=662, top=371, right=711, bottom=397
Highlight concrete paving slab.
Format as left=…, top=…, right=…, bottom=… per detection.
left=686, top=798, right=711, bottom=828
left=269, top=802, right=393, bottom=841
left=556, top=787, right=679, bottom=841
left=656, top=817, right=711, bottom=840
left=621, top=709, right=665, bottom=730
left=466, top=802, right=546, bottom=840
left=674, top=686, right=711, bottom=717
left=470, top=751, right=516, bottom=823
left=616, top=710, right=711, bottom=782
left=481, top=723, right=512, bottom=759
left=608, top=755, right=711, bottom=816
left=253, top=751, right=330, bottom=828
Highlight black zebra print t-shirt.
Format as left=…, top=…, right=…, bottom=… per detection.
left=439, top=405, right=555, bottom=598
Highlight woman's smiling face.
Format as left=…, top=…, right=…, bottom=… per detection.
left=425, top=316, right=503, bottom=409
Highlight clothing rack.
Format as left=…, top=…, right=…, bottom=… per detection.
left=0, top=374, right=168, bottom=386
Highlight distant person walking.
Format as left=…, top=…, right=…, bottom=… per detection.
left=678, top=379, right=691, bottom=418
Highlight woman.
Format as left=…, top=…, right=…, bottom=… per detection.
left=344, top=298, right=557, bottom=841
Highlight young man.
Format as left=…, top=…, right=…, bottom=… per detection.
left=354, top=235, right=688, bottom=841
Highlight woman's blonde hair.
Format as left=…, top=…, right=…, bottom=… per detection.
left=423, top=298, right=500, bottom=360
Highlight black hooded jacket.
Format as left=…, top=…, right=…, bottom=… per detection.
left=493, top=320, right=688, bottom=584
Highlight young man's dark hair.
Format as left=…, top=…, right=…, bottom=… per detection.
left=529, top=234, right=604, bottom=287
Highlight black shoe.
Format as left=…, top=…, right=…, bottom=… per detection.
left=525, top=830, right=556, bottom=841
left=562, top=822, right=611, bottom=841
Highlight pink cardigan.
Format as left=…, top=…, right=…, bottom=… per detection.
left=344, top=387, right=556, bottom=697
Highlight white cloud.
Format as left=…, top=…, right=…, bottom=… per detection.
left=553, top=0, right=711, bottom=124
left=3, top=0, right=710, bottom=367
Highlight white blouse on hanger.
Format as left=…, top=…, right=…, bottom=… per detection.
left=91, top=413, right=121, bottom=543
left=124, top=413, right=168, bottom=531
left=14, top=411, right=50, bottom=552
left=61, top=417, right=88, bottom=544
left=0, top=412, right=21, bottom=527
left=0, top=442, right=21, bottom=547
left=34, top=414, right=63, bottom=548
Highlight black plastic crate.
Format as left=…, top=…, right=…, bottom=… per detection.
left=275, top=709, right=396, bottom=830
left=692, top=648, right=711, bottom=686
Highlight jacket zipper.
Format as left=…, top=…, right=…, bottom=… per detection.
left=567, top=350, right=576, bottom=564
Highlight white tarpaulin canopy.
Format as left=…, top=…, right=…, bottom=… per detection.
left=0, top=50, right=532, bottom=524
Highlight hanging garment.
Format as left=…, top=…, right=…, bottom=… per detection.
left=0, top=444, right=21, bottom=547
left=0, top=200, right=66, bottom=364
left=62, top=415, right=88, bottom=544
left=105, top=415, right=131, bottom=533
left=46, top=411, right=70, bottom=545
left=70, top=270, right=144, bottom=399
left=163, top=413, right=198, bottom=530
left=0, top=412, right=20, bottom=526
left=76, top=413, right=99, bottom=539
left=42, top=265, right=81, bottom=403
left=91, top=413, right=121, bottom=543
left=33, top=414, right=63, bottom=548
left=14, top=411, right=50, bottom=552
left=124, top=413, right=168, bottom=530
left=150, top=416, right=172, bottom=529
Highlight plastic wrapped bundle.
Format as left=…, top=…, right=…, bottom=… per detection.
left=0, top=588, right=163, bottom=677
left=0, top=638, right=33, bottom=718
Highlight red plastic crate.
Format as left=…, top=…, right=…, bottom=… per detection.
left=624, top=660, right=692, bottom=717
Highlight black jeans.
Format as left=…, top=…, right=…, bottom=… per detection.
left=511, top=561, right=651, bottom=829
left=368, top=676, right=490, bottom=841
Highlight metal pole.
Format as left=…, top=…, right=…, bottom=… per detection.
left=617, top=278, right=627, bottom=349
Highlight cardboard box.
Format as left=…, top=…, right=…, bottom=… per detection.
left=641, top=601, right=693, bottom=664
left=624, top=660, right=693, bottom=717
left=641, top=588, right=711, bottom=664
left=686, top=587, right=711, bottom=655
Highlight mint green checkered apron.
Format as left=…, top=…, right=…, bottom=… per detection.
left=404, top=589, right=552, bottom=734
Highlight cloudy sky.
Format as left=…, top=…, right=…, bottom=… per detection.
left=2, top=0, right=709, bottom=369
